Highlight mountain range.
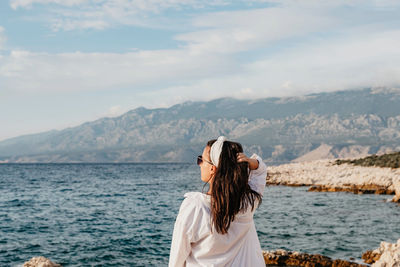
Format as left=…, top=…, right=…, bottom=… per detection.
left=1, top=87, right=400, bottom=164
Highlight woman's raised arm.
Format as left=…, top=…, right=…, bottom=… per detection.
left=239, top=153, right=267, bottom=197
left=237, top=152, right=259, bottom=170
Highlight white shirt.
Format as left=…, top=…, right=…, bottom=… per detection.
left=169, top=154, right=267, bottom=267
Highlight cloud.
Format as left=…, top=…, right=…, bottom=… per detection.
left=10, top=0, right=231, bottom=10
left=266, top=0, right=400, bottom=8
left=51, top=19, right=109, bottom=31
left=181, top=29, right=400, bottom=98
left=176, top=7, right=336, bottom=54
left=2, top=1, right=400, bottom=103
left=123, top=28, right=400, bottom=104
left=106, top=105, right=127, bottom=117
left=10, top=0, right=90, bottom=9
left=0, top=48, right=236, bottom=92
left=9, top=0, right=400, bottom=32
left=10, top=0, right=236, bottom=31
left=0, top=26, right=6, bottom=50
left=234, top=88, right=256, bottom=99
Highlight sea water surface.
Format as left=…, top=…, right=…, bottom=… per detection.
left=0, top=163, right=399, bottom=266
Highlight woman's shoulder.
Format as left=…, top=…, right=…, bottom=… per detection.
left=182, top=192, right=210, bottom=210
left=183, top=191, right=206, bottom=199
left=175, top=192, right=212, bottom=242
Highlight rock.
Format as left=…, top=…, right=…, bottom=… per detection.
left=276, top=249, right=289, bottom=256
left=308, top=184, right=395, bottom=195
left=263, top=250, right=366, bottom=267
left=23, top=256, right=62, bottom=267
left=392, top=179, right=400, bottom=202
left=370, top=239, right=400, bottom=267
left=362, top=250, right=382, bottom=264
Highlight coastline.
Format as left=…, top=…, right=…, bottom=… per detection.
left=262, top=157, right=400, bottom=265
left=24, top=239, right=400, bottom=267
left=263, top=239, right=400, bottom=267
left=266, top=159, right=400, bottom=202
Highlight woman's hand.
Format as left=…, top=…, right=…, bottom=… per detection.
left=237, top=153, right=259, bottom=170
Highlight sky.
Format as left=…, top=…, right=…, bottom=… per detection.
left=1, top=0, right=400, bottom=141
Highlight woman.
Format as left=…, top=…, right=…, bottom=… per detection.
left=169, top=136, right=267, bottom=267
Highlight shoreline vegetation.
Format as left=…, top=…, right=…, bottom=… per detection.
left=334, top=152, right=400, bottom=169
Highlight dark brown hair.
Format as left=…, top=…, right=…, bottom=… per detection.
left=206, top=139, right=262, bottom=234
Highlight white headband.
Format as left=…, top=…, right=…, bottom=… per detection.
left=210, top=136, right=227, bottom=166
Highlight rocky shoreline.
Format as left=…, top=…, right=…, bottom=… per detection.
left=362, top=239, right=400, bottom=267
left=266, top=159, right=400, bottom=202
left=22, top=239, right=400, bottom=267
left=263, top=239, right=400, bottom=267
left=263, top=249, right=366, bottom=267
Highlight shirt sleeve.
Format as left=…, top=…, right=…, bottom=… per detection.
left=248, top=154, right=267, bottom=197
left=169, top=197, right=197, bottom=267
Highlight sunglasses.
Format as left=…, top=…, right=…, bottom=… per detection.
left=197, top=155, right=214, bottom=166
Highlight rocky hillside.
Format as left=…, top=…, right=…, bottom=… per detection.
left=1, top=87, right=400, bottom=163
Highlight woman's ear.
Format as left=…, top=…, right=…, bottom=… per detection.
left=210, top=165, right=217, bottom=176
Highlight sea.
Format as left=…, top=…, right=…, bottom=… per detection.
left=0, top=163, right=399, bottom=266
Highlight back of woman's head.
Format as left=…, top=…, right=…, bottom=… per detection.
left=207, top=139, right=262, bottom=234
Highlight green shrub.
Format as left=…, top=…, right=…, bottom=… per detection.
left=334, top=151, right=400, bottom=169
